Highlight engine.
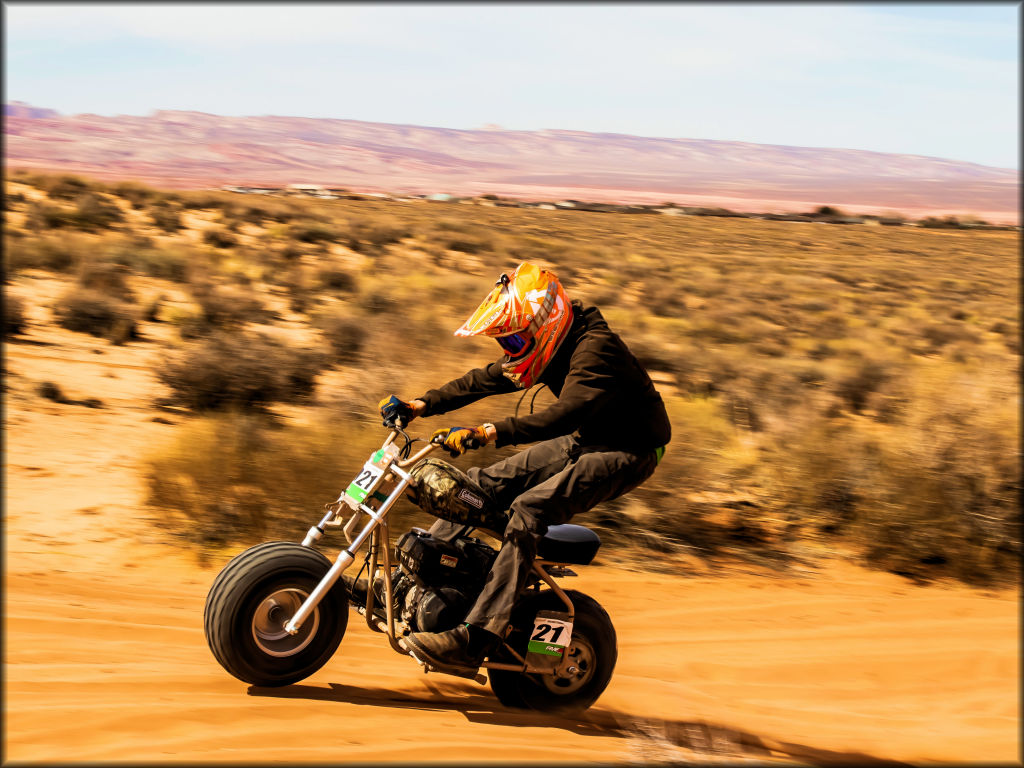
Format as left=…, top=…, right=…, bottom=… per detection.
left=394, top=528, right=498, bottom=633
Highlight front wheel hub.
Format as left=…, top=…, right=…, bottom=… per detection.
left=252, top=587, right=320, bottom=657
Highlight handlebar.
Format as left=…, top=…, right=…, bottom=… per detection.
left=395, top=432, right=441, bottom=468
left=385, top=428, right=483, bottom=468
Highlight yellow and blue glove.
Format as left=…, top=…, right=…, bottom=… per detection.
left=379, top=395, right=415, bottom=428
left=431, top=426, right=489, bottom=456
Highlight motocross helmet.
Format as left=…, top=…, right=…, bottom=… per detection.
left=455, top=262, right=572, bottom=389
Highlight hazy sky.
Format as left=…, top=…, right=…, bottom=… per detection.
left=4, top=2, right=1019, bottom=169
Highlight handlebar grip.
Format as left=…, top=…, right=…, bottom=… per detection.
left=463, top=436, right=481, bottom=450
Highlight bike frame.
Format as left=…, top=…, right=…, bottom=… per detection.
left=284, top=430, right=577, bottom=680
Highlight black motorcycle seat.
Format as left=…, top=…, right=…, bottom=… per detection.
left=537, top=524, right=601, bottom=565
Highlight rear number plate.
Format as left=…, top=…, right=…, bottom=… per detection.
left=527, top=616, right=573, bottom=657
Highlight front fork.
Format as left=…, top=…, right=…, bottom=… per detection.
left=284, top=463, right=415, bottom=636
left=285, top=450, right=578, bottom=679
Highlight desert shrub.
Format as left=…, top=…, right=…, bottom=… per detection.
left=222, top=203, right=276, bottom=226
left=362, top=293, right=394, bottom=315
left=752, top=340, right=787, bottom=358
left=143, top=294, right=164, bottom=322
left=37, top=381, right=67, bottom=402
left=773, top=384, right=1020, bottom=585
left=76, top=261, right=136, bottom=301
left=149, top=203, right=184, bottom=232
left=275, top=242, right=305, bottom=262
left=834, top=359, right=890, bottom=413
left=185, top=283, right=273, bottom=334
left=4, top=294, right=26, bottom=337
left=919, top=216, right=965, bottom=229
left=643, top=277, right=689, bottom=317
left=156, top=331, right=327, bottom=411
left=70, top=193, right=124, bottom=230
left=4, top=233, right=86, bottom=273
left=613, top=396, right=772, bottom=558
left=28, top=194, right=123, bottom=231
left=144, top=412, right=398, bottom=553
left=288, top=220, right=337, bottom=243
left=575, top=272, right=622, bottom=307
left=177, top=191, right=230, bottom=210
left=54, top=288, right=138, bottom=343
left=795, top=366, right=827, bottom=388
left=431, top=223, right=494, bottom=254
left=315, top=311, right=368, bottom=361
left=809, top=205, right=844, bottom=219
left=203, top=227, right=237, bottom=249
left=288, top=290, right=311, bottom=315
left=345, top=219, right=410, bottom=252
left=84, top=238, right=194, bottom=282
left=504, top=234, right=573, bottom=265
left=317, top=266, right=358, bottom=292
left=806, top=341, right=835, bottom=360
left=364, top=222, right=411, bottom=247
left=242, top=199, right=303, bottom=224
left=920, top=322, right=979, bottom=351
left=26, top=201, right=72, bottom=230
left=109, top=180, right=159, bottom=209
left=433, top=219, right=475, bottom=233
left=443, top=237, right=491, bottom=254
left=6, top=191, right=27, bottom=206
left=281, top=272, right=314, bottom=314
left=43, top=174, right=92, bottom=200
left=688, top=320, right=752, bottom=345
left=128, top=244, right=192, bottom=282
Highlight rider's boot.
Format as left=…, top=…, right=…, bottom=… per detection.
left=405, top=622, right=501, bottom=671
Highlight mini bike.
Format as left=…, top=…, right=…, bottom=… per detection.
left=204, top=427, right=617, bottom=712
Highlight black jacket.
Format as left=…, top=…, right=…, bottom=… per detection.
left=418, top=301, right=671, bottom=454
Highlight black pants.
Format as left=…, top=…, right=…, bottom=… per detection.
left=457, top=435, right=658, bottom=636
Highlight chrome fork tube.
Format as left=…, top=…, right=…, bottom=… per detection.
left=284, top=469, right=413, bottom=636
left=378, top=520, right=409, bottom=654
left=363, top=530, right=381, bottom=632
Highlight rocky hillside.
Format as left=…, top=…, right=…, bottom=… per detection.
left=4, top=104, right=1018, bottom=223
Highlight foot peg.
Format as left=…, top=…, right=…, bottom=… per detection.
left=406, top=645, right=486, bottom=684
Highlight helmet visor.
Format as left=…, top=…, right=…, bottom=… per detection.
left=496, top=331, right=532, bottom=356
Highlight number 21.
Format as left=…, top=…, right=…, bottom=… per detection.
left=531, top=623, right=564, bottom=643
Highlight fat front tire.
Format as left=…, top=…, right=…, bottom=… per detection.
left=204, top=541, right=348, bottom=687
left=488, top=589, right=617, bottom=714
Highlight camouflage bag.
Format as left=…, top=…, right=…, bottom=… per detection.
left=406, top=458, right=508, bottom=534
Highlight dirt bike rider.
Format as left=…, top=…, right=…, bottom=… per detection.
left=378, top=261, right=671, bottom=671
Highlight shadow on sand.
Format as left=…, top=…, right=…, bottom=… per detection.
left=248, top=681, right=910, bottom=766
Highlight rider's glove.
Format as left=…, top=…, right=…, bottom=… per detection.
left=431, top=426, right=489, bottom=456
left=379, top=395, right=415, bottom=428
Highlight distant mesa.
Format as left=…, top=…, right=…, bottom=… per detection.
left=2, top=103, right=1018, bottom=224
left=4, top=101, right=60, bottom=119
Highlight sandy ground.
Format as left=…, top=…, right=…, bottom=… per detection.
left=3, top=277, right=1020, bottom=765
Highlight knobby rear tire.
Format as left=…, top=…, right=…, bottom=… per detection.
left=488, top=589, right=617, bottom=714
left=204, top=541, right=348, bottom=687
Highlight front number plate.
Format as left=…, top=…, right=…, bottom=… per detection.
left=344, top=461, right=384, bottom=505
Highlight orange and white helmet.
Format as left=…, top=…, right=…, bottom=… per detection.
left=455, top=262, right=572, bottom=389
